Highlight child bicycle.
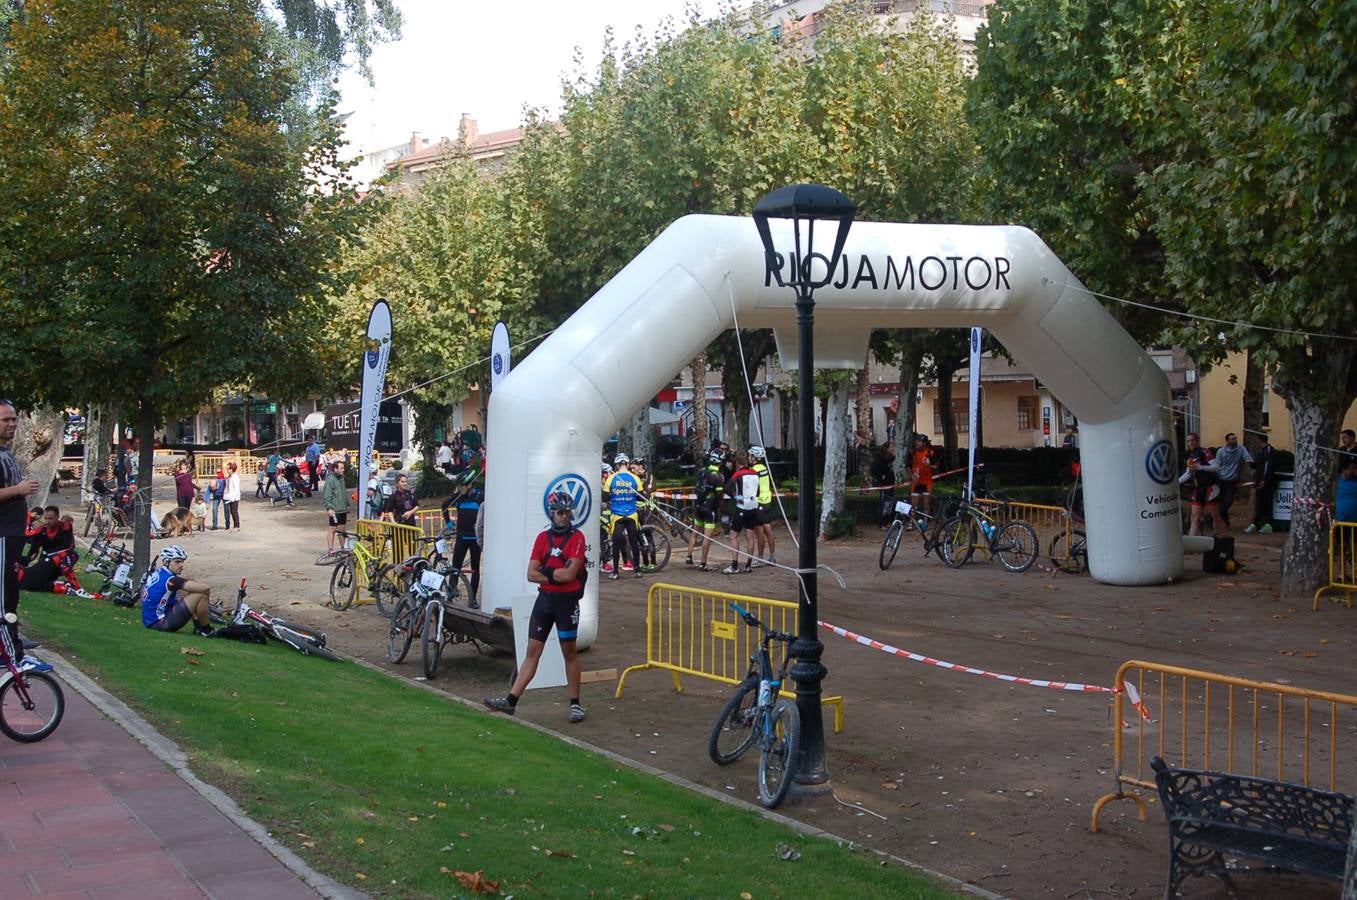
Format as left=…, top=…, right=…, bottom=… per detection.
left=707, top=602, right=800, bottom=809
left=226, top=579, right=341, bottom=661
left=0, top=614, right=64, bottom=743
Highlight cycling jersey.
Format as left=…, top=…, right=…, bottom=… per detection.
left=24, top=522, right=73, bottom=563
left=532, top=528, right=587, bottom=595
left=695, top=466, right=724, bottom=508
left=604, top=470, right=642, bottom=517
left=752, top=462, right=773, bottom=506
left=909, top=447, right=935, bottom=488
left=727, top=467, right=761, bottom=511
left=141, top=567, right=187, bottom=627
left=441, top=489, right=483, bottom=541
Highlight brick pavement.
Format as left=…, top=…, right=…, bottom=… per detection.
left=0, top=675, right=323, bottom=899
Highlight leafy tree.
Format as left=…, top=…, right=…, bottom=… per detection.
left=0, top=0, right=362, bottom=577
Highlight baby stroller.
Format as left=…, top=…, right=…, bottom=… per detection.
left=283, top=462, right=311, bottom=498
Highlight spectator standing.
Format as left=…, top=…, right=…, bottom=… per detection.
left=0, top=401, right=40, bottom=668
left=1212, top=432, right=1252, bottom=532
left=1243, top=436, right=1276, bottom=534
left=1340, top=429, right=1357, bottom=470
left=172, top=461, right=197, bottom=511
left=113, top=440, right=129, bottom=488
left=264, top=451, right=282, bottom=498
left=1337, top=455, right=1357, bottom=524
left=1062, top=427, right=1078, bottom=448
left=435, top=440, right=454, bottom=475
left=305, top=438, right=323, bottom=492
left=871, top=441, right=896, bottom=528
left=381, top=473, right=418, bottom=526
left=482, top=491, right=587, bottom=723
left=323, top=460, right=348, bottom=554
left=222, top=462, right=241, bottom=530
left=908, top=435, right=935, bottom=515
left=1180, top=432, right=1223, bottom=537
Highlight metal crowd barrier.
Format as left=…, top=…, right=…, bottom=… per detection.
left=1090, top=659, right=1357, bottom=832
left=976, top=498, right=1074, bottom=566
left=1314, top=522, right=1357, bottom=610
left=413, top=509, right=446, bottom=538
left=616, top=582, right=844, bottom=732
left=353, top=518, right=423, bottom=592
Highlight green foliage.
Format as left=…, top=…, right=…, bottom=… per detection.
left=823, top=507, right=858, bottom=540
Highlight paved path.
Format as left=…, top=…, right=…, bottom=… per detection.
left=0, top=672, right=322, bottom=900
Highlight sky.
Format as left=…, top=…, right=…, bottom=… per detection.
left=336, top=1, right=720, bottom=154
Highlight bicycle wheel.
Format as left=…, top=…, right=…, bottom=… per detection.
left=371, top=564, right=404, bottom=618
left=0, top=672, right=65, bottom=742
left=639, top=524, right=671, bottom=572
left=994, top=520, right=1039, bottom=573
left=422, top=601, right=444, bottom=679
left=273, top=625, right=341, bottom=661
left=445, top=570, right=476, bottom=609
left=708, top=678, right=759, bottom=765
left=878, top=520, right=904, bottom=571
left=758, top=698, right=801, bottom=809
left=939, top=515, right=976, bottom=568
left=314, top=550, right=343, bottom=566
left=387, top=596, right=417, bottom=663
left=1050, top=530, right=1088, bottom=574
left=328, top=558, right=357, bottom=610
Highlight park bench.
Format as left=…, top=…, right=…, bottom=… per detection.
left=1150, top=755, right=1352, bottom=898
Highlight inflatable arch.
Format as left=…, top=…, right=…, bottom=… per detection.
left=485, top=215, right=1181, bottom=675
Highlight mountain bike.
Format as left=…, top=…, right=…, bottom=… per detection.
left=83, top=490, right=116, bottom=539
left=0, top=614, right=64, bottom=743
left=599, top=514, right=671, bottom=574
left=384, top=561, right=474, bottom=675
left=938, top=500, right=1039, bottom=572
left=707, top=602, right=800, bottom=809
left=231, top=579, right=340, bottom=661
left=1049, top=529, right=1088, bottom=574
left=878, top=498, right=950, bottom=570
left=324, top=530, right=392, bottom=612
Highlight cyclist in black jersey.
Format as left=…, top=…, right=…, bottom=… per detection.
left=685, top=449, right=726, bottom=571
left=440, top=472, right=483, bottom=600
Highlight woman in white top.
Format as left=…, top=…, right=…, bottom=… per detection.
left=222, top=462, right=242, bottom=530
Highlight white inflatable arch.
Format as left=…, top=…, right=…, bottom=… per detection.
left=486, top=215, right=1182, bottom=671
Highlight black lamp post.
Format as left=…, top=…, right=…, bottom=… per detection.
left=752, top=184, right=855, bottom=794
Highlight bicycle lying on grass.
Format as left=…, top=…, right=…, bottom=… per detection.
left=707, top=602, right=800, bottom=809
left=0, top=614, right=64, bottom=743
left=225, top=580, right=341, bottom=661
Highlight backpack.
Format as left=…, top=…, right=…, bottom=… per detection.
left=211, top=623, right=269, bottom=644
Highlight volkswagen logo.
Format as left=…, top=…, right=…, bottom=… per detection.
left=1145, top=440, right=1175, bottom=485
left=544, top=473, right=591, bottom=524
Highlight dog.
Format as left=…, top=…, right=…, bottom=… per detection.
left=159, top=507, right=197, bottom=538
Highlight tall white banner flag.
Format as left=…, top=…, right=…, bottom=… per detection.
left=360, top=300, right=393, bottom=479
left=967, top=327, right=982, bottom=501
left=490, top=321, right=511, bottom=392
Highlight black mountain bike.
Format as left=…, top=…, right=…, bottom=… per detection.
left=878, top=498, right=950, bottom=570
left=707, top=602, right=800, bottom=809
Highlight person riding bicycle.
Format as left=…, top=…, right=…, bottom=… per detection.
left=140, top=545, right=215, bottom=637
left=603, top=453, right=644, bottom=579
left=439, top=470, right=483, bottom=600
left=686, top=448, right=727, bottom=571
left=483, top=490, right=588, bottom=723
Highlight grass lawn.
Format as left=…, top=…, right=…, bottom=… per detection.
left=21, top=589, right=951, bottom=898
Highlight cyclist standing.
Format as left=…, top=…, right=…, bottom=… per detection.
left=440, top=471, right=483, bottom=600
left=723, top=451, right=761, bottom=574
left=908, top=435, right=935, bottom=515
left=603, top=453, right=643, bottom=579
left=483, top=491, right=588, bottom=723
left=749, top=446, right=776, bottom=566
left=685, top=449, right=726, bottom=571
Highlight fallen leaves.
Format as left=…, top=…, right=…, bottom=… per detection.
left=180, top=646, right=203, bottom=656
left=450, top=870, right=500, bottom=894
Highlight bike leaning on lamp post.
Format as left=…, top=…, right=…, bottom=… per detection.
left=752, top=184, right=856, bottom=797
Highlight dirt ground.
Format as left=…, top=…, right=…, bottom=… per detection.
left=165, top=495, right=1351, bottom=899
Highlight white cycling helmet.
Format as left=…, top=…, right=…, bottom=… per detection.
left=602, top=463, right=614, bottom=476
left=749, top=446, right=766, bottom=460
left=160, top=544, right=188, bottom=563
left=367, top=478, right=379, bottom=491
left=613, top=453, right=630, bottom=466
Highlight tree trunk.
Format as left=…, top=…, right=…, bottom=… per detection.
left=12, top=405, right=65, bottom=509
left=132, top=400, right=157, bottom=583
left=819, top=377, right=851, bottom=538
left=82, top=404, right=112, bottom=500
left=690, top=354, right=708, bottom=455
left=937, top=361, right=961, bottom=470
left=1242, top=350, right=1267, bottom=455
left=780, top=387, right=794, bottom=449
left=855, top=360, right=873, bottom=477
left=1277, top=344, right=1357, bottom=595
left=629, top=408, right=654, bottom=463
left=894, top=343, right=923, bottom=484
left=721, top=361, right=749, bottom=450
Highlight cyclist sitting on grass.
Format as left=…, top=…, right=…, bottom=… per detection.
left=140, top=545, right=215, bottom=637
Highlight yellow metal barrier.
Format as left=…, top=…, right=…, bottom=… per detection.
left=616, top=582, right=844, bottom=732
left=976, top=498, right=1074, bottom=566
left=1090, top=659, right=1357, bottom=832
left=1313, top=522, right=1357, bottom=610
left=414, top=509, right=446, bottom=538
left=352, top=518, right=423, bottom=594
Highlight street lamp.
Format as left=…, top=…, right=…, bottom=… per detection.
left=752, top=184, right=855, bottom=795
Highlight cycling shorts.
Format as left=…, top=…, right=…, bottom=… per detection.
left=758, top=504, right=774, bottom=526
left=694, top=504, right=718, bottom=530
left=910, top=482, right=931, bottom=495
left=528, top=589, right=580, bottom=642
left=731, top=508, right=761, bottom=532
left=1192, top=484, right=1219, bottom=506
left=149, top=599, right=193, bottom=632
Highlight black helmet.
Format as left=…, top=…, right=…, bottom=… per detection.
left=547, top=491, right=575, bottom=514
